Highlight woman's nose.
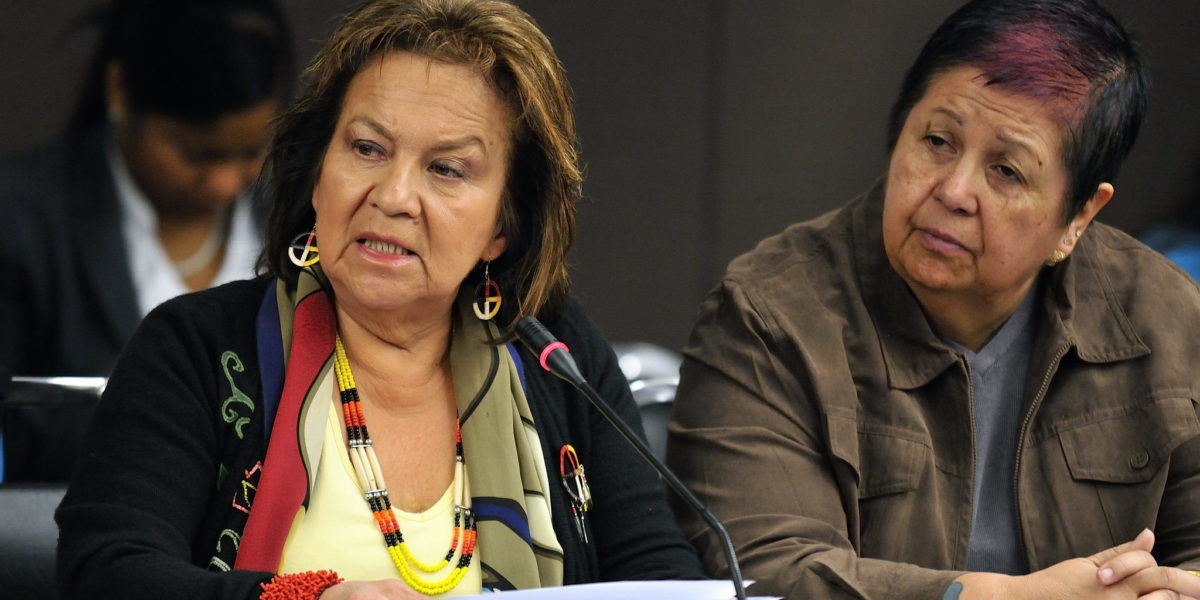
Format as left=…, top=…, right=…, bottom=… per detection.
left=373, top=164, right=422, bottom=218
left=934, top=161, right=979, bottom=215
left=203, top=161, right=257, bottom=206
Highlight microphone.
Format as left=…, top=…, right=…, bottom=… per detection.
left=515, top=316, right=748, bottom=600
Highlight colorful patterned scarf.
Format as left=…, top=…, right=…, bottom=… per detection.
left=233, top=268, right=563, bottom=590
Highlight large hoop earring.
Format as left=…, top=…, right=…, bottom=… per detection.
left=472, top=262, right=502, bottom=321
left=288, top=226, right=319, bottom=267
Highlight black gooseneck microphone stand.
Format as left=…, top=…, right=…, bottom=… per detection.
left=515, top=316, right=748, bottom=600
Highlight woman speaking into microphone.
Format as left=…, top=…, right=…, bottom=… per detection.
left=55, top=1, right=703, bottom=598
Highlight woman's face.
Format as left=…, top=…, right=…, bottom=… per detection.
left=883, top=66, right=1106, bottom=316
left=116, top=99, right=277, bottom=218
left=313, top=51, right=511, bottom=321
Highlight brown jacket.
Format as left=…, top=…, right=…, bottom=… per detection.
left=668, top=181, right=1200, bottom=599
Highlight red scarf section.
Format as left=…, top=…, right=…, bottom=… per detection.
left=234, top=290, right=334, bottom=572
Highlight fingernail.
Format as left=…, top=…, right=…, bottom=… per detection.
left=1098, top=567, right=1114, bottom=583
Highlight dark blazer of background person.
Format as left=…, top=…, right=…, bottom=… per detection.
left=0, top=127, right=141, bottom=376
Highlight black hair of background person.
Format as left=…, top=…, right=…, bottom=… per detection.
left=67, top=0, right=293, bottom=130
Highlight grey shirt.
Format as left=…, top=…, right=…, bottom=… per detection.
left=945, top=284, right=1040, bottom=575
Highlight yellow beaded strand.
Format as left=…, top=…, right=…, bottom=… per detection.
left=333, top=335, right=476, bottom=595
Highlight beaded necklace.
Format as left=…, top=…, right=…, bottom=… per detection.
left=332, top=335, right=477, bottom=595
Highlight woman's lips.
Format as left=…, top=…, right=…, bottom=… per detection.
left=917, top=228, right=967, bottom=254
left=356, top=236, right=418, bottom=264
left=360, top=238, right=413, bottom=256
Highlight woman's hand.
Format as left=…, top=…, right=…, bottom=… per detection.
left=317, top=580, right=428, bottom=600
left=958, top=529, right=1200, bottom=600
left=1090, top=529, right=1200, bottom=598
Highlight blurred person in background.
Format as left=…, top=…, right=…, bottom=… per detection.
left=0, top=0, right=292, bottom=377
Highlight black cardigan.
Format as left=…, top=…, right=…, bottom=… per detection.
left=56, top=278, right=704, bottom=599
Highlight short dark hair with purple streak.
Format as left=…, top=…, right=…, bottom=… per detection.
left=886, top=0, right=1149, bottom=222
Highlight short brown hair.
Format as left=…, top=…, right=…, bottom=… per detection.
left=258, top=0, right=579, bottom=324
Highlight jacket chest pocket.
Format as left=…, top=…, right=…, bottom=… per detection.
left=1052, top=396, right=1200, bottom=545
left=1057, top=396, right=1199, bottom=484
left=856, top=427, right=930, bottom=498
left=828, top=413, right=946, bottom=561
left=827, top=413, right=930, bottom=498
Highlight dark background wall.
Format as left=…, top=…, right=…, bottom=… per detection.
left=3, top=1, right=1198, bottom=352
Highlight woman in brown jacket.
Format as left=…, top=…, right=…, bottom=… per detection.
left=669, top=1, right=1200, bottom=599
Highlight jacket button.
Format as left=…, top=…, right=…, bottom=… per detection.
left=1129, top=450, right=1150, bottom=470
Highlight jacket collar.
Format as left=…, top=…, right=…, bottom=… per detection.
left=852, top=178, right=1147, bottom=391
left=68, top=126, right=142, bottom=344
left=1040, top=231, right=1150, bottom=364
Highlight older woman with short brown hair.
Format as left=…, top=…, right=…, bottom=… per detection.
left=669, top=1, right=1200, bottom=599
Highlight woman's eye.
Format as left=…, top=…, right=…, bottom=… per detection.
left=925, top=134, right=950, bottom=149
left=352, top=140, right=381, bottom=158
left=995, top=164, right=1022, bottom=182
left=430, top=161, right=464, bottom=178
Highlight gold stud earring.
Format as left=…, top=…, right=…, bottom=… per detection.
left=1045, top=249, right=1067, bottom=267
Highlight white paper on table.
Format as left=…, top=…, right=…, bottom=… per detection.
left=457, top=579, right=779, bottom=599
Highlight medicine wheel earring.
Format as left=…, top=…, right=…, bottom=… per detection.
left=472, top=262, right=501, bottom=321
left=288, top=225, right=320, bottom=267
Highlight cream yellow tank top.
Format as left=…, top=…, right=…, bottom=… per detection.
left=278, top=391, right=482, bottom=597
